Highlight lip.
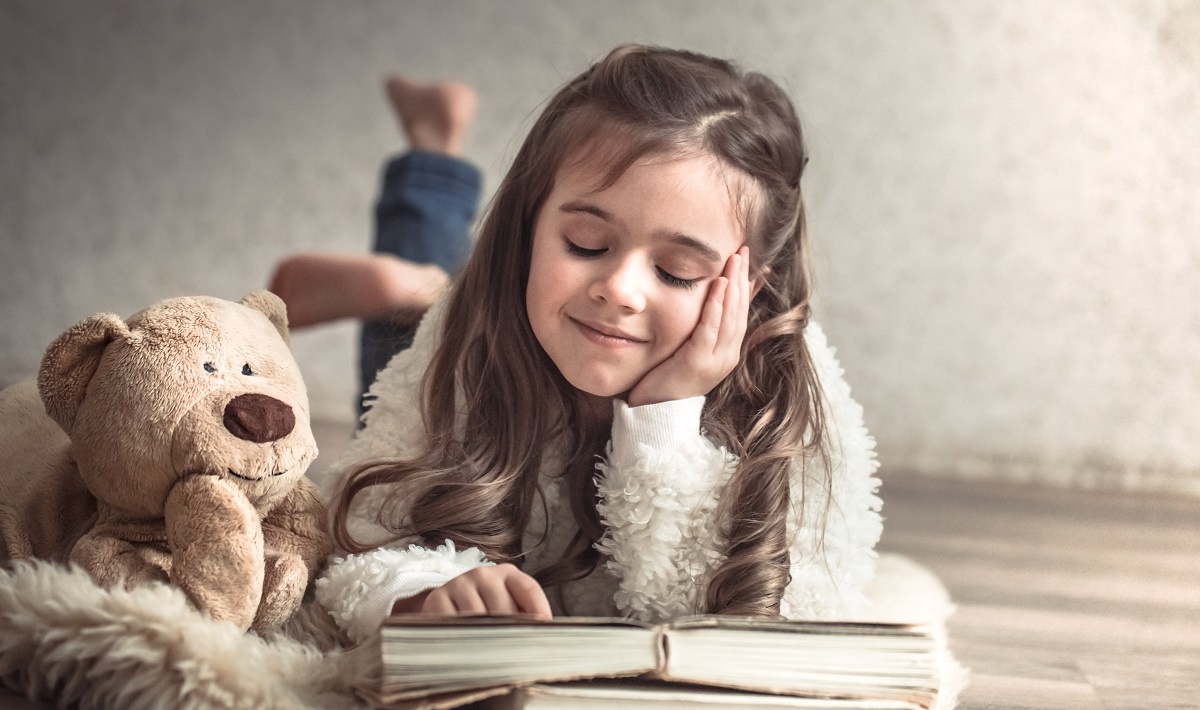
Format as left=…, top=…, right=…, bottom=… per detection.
left=570, top=317, right=647, bottom=347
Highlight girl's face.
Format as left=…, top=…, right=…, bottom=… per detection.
left=526, top=151, right=749, bottom=400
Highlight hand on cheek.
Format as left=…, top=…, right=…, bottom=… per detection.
left=390, top=564, right=553, bottom=619
left=626, top=247, right=751, bottom=407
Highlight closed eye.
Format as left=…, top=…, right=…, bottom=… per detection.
left=656, top=267, right=699, bottom=289
left=564, top=237, right=605, bottom=258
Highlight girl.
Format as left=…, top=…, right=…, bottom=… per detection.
left=312, top=44, right=882, bottom=645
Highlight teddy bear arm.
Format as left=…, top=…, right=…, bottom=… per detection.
left=70, top=528, right=170, bottom=588
left=251, top=479, right=332, bottom=632
left=165, top=475, right=265, bottom=631
left=251, top=552, right=310, bottom=632
left=261, top=476, right=332, bottom=571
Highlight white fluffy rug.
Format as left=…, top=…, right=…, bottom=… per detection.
left=0, top=554, right=965, bottom=709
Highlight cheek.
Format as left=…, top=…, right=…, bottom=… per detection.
left=655, top=289, right=707, bottom=350
left=525, top=241, right=571, bottom=343
left=528, top=241, right=589, bottom=308
left=526, top=248, right=558, bottom=313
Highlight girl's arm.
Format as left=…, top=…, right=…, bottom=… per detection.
left=316, top=538, right=493, bottom=643
left=593, top=321, right=882, bottom=623
left=593, top=395, right=735, bottom=622
left=593, top=250, right=744, bottom=621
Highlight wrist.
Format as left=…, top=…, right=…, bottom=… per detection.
left=626, top=384, right=693, bottom=408
left=625, top=392, right=658, bottom=408
left=390, top=588, right=434, bottom=615
left=609, top=396, right=707, bottom=469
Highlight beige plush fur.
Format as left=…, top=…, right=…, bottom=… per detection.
left=0, top=291, right=332, bottom=633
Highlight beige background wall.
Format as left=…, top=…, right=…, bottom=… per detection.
left=3, top=1, right=1198, bottom=493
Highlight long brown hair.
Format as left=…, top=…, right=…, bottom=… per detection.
left=333, top=44, right=828, bottom=617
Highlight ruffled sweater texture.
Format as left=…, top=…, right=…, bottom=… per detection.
left=316, top=298, right=883, bottom=644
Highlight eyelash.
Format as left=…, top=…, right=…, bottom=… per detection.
left=563, top=237, right=699, bottom=290
left=564, top=240, right=605, bottom=258
left=657, top=268, right=698, bottom=289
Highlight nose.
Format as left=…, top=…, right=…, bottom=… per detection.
left=589, top=257, right=647, bottom=313
left=223, top=393, right=296, bottom=443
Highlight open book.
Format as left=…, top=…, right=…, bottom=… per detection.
left=362, top=615, right=945, bottom=710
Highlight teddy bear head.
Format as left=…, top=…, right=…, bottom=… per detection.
left=37, top=291, right=318, bottom=518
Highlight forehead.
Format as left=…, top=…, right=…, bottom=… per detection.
left=561, top=133, right=754, bottom=196
left=550, top=147, right=757, bottom=247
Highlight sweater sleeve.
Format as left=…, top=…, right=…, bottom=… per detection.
left=315, top=540, right=492, bottom=644
left=593, top=396, right=736, bottom=622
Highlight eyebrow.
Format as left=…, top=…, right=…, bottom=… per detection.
left=558, top=200, right=723, bottom=263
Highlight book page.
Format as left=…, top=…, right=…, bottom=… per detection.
left=377, top=618, right=659, bottom=700
left=662, top=622, right=939, bottom=708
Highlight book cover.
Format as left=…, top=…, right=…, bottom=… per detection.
left=491, top=679, right=935, bottom=709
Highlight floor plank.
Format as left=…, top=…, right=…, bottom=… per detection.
left=877, top=472, right=1200, bottom=709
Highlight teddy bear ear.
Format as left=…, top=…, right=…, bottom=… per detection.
left=240, top=290, right=290, bottom=344
left=38, top=312, right=131, bottom=433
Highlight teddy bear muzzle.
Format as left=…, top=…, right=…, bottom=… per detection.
left=222, top=393, right=296, bottom=444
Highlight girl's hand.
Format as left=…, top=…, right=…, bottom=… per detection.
left=390, top=564, right=553, bottom=619
left=627, top=247, right=751, bottom=408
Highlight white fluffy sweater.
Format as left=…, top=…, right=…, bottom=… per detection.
left=316, top=298, right=883, bottom=644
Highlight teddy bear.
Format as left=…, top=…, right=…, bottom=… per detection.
left=0, top=290, right=332, bottom=633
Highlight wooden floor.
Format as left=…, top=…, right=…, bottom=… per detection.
left=2, top=423, right=1196, bottom=709
left=877, top=471, right=1200, bottom=709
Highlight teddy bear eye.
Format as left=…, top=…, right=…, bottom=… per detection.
left=203, top=362, right=217, bottom=374
left=241, top=363, right=255, bottom=376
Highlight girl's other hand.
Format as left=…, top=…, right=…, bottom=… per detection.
left=626, top=247, right=751, bottom=407
left=390, top=563, right=553, bottom=619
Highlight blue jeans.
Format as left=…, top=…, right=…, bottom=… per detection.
left=359, top=151, right=482, bottom=403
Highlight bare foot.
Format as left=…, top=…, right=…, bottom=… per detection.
left=268, top=253, right=449, bottom=329
left=384, top=75, right=477, bottom=156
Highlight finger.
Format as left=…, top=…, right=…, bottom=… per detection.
left=694, top=276, right=727, bottom=354
left=444, top=580, right=489, bottom=615
left=477, top=579, right=520, bottom=616
left=717, top=251, right=744, bottom=348
left=505, top=572, right=553, bottom=619
left=733, top=246, right=751, bottom=343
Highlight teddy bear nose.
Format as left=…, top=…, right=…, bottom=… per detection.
left=223, top=393, right=296, bottom=443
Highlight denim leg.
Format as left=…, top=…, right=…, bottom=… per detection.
left=359, top=151, right=482, bottom=402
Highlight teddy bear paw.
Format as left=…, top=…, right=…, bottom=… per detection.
left=251, top=552, right=309, bottom=632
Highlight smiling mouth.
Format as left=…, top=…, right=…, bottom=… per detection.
left=227, top=468, right=288, bottom=481
left=570, top=317, right=646, bottom=346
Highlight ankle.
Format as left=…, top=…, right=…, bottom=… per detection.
left=385, top=76, right=477, bottom=156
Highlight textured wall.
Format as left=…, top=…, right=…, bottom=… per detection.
left=2, top=1, right=1198, bottom=493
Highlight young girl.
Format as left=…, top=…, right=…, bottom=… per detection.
left=311, top=44, right=882, bottom=645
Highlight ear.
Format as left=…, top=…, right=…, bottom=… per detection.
left=240, top=289, right=290, bottom=344
left=38, top=313, right=130, bottom=433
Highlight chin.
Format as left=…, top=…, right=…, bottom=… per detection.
left=563, top=369, right=638, bottom=400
